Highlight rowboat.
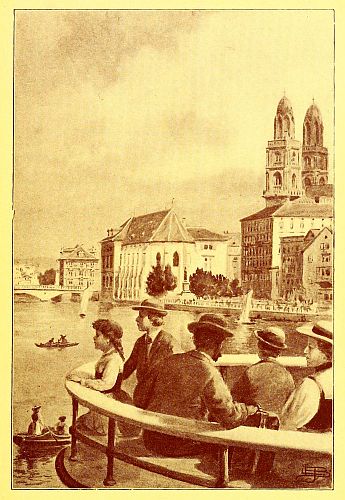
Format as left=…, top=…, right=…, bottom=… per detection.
left=13, top=429, right=71, bottom=450
left=35, top=341, right=79, bottom=349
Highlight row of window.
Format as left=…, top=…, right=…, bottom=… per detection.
left=243, top=221, right=272, bottom=233
left=65, top=261, right=95, bottom=267
left=243, top=246, right=270, bottom=257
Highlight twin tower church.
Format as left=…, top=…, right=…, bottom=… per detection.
left=98, top=95, right=333, bottom=303
left=264, top=95, right=329, bottom=208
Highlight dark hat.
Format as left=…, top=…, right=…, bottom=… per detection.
left=255, top=327, right=287, bottom=350
left=132, top=299, right=167, bottom=317
left=188, top=313, right=234, bottom=340
left=296, top=320, right=333, bottom=345
left=32, top=405, right=41, bottom=411
left=58, top=416, right=66, bottom=421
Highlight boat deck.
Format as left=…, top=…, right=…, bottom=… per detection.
left=56, top=439, right=332, bottom=489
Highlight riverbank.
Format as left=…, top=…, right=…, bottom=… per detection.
left=113, top=299, right=332, bottom=323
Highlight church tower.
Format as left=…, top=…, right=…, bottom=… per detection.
left=302, top=102, right=328, bottom=187
left=263, top=96, right=304, bottom=207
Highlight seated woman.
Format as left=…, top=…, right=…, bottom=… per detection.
left=280, top=320, right=332, bottom=432
left=67, top=319, right=125, bottom=435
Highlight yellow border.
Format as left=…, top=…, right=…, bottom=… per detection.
left=1, top=2, right=344, bottom=499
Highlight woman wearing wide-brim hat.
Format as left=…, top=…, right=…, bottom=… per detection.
left=281, top=320, right=333, bottom=432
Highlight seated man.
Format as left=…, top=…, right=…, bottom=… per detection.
left=231, top=327, right=295, bottom=416
left=142, top=313, right=260, bottom=457
left=231, top=327, right=295, bottom=475
left=281, top=320, right=332, bottom=432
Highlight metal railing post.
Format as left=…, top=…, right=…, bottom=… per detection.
left=69, top=397, right=79, bottom=461
left=104, top=417, right=117, bottom=486
left=215, top=446, right=230, bottom=488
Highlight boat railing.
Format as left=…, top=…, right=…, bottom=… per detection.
left=65, top=361, right=331, bottom=488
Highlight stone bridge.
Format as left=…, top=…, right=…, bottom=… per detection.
left=14, top=284, right=85, bottom=301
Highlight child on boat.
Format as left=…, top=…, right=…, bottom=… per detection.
left=54, top=416, right=68, bottom=435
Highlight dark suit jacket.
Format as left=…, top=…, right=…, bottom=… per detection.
left=123, top=330, right=180, bottom=407
left=231, top=358, right=295, bottom=415
left=144, top=350, right=250, bottom=428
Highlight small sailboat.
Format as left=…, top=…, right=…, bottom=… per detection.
left=79, top=285, right=93, bottom=318
left=238, top=290, right=255, bottom=324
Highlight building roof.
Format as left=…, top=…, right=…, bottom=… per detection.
left=187, top=227, right=228, bottom=241
left=122, top=209, right=194, bottom=245
left=304, top=102, right=323, bottom=122
left=277, top=96, right=294, bottom=115
left=274, top=198, right=333, bottom=218
left=240, top=205, right=281, bottom=222
left=58, top=245, right=98, bottom=261
left=100, top=218, right=132, bottom=243
left=303, top=227, right=332, bottom=253
left=305, top=184, right=333, bottom=199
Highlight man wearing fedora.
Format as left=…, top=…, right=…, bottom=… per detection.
left=122, top=299, right=181, bottom=408
left=142, top=313, right=260, bottom=457
left=231, top=327, right=295, bottom=416
left=231, top=326, right=295, bottom=477
left=281, top=320, right=333, bottom=432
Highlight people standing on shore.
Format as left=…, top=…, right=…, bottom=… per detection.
left=142, top=313, right=260, bottom=457
left=67, top=319, right=125, bottom=435
left=280, top=320, right=333, bottom=432
left=122, top=299, right=181, bottom=408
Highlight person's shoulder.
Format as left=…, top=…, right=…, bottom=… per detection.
left=159, top=330, right=179, bottom=345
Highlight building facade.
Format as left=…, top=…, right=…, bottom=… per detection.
left=302, top=227, right=333, bottom=305
left=263, top=96, right=304, bottom=208
left=100, top=209, right=239, bottom=301
left=58, top=245, right=98, bottom=289
left=302, top=103, right=329, bottom=188
left=187, top=227, right=229, bottom=276
left=241, top=95, right=333, bottom=299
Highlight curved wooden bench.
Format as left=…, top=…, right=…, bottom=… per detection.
left=64, top=361, right=332, bottom=488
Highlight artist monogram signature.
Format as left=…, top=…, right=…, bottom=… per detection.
left=297, top=464, right=331, bottom=483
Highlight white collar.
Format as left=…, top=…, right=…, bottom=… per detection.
left=199, top=351, right=215, bottom=365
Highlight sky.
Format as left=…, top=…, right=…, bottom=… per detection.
left=13, top=9, right=334, bottom=261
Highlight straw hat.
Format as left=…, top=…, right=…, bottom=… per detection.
left=132, top=299, right=167, bottom=317
left=255, top=326, right=287, bottom=350
left=296, top=320, right=333, bottom=345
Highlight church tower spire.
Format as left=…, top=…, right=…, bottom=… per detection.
left=263, top=96, right=304, bottom=207
left=302, top=101, right=328, bottom=187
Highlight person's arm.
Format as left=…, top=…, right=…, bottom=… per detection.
left=83, top=356, right=122, bottom=392
left=122, top=339, right=140, bottom=380
left=280, top=378, right=320, bottom=430
left=204, top=369, right=257, bottom=429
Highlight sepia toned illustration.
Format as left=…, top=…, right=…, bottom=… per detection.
left=13, top=9, right=334, bottom=489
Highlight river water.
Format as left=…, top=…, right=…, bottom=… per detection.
left=13, top=299, right=307, bottom=489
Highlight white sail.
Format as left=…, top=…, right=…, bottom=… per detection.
left=239, top=290, right=253, bottom=324
left=79, top=285, right=93, bottom=317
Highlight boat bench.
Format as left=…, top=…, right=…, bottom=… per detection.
left=65, top=371, right=332, bottom=488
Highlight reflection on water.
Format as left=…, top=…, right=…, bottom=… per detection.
left=13, top=447, right=65, bottom=488
left=13, top=299, right=307, bottom=488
